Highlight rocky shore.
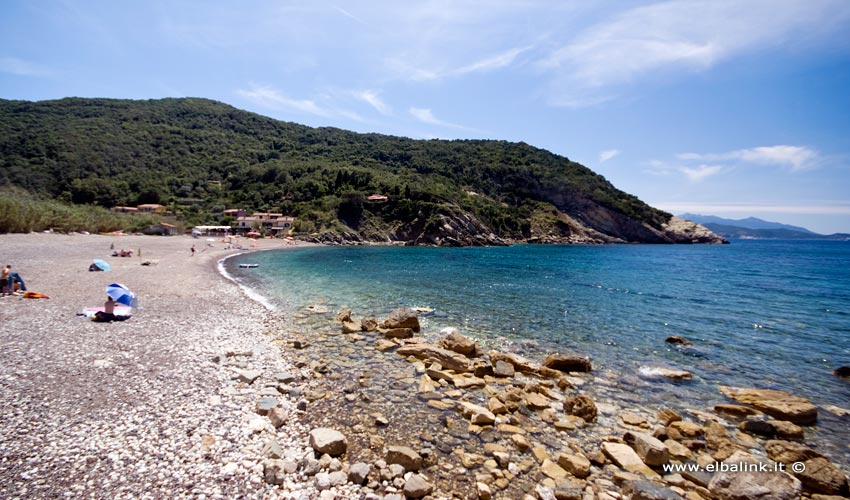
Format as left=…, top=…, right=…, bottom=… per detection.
left=1, top=233, right=846, bottom=500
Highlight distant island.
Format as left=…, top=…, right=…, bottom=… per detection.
left=680, top=213, right=850, bottom=241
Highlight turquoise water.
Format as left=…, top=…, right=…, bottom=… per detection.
left=228, top=240, right=850, bottom=461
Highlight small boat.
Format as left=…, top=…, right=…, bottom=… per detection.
left=239, top=263, right=259, bottom=269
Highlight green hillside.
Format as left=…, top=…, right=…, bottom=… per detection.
left=0, top=97, right=718, bottom=244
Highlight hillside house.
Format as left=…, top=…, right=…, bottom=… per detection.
left=137, top=204, right=166, bottom=214
left=236, top=213, right=295, bottom=235
left=110, top=206, right=139, bottom=213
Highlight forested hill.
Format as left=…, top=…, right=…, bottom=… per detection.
left=0, top=97, right=724, bottom=245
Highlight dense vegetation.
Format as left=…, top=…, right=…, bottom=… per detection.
left=0, top=97, right=674, bottom=241
left=0, top=186, right=156, bottom=234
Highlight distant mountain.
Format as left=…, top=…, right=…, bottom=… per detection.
left=679, top=214, right=815, bottom=233
left=679, top=214, right=850, bottom=241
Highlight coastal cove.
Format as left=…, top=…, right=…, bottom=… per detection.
left=225, top=240, right=850, bottom=482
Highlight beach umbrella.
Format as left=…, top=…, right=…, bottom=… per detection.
left=92, top=259, right=111, bottom=272
left=105, top=283, right=138, bottom=308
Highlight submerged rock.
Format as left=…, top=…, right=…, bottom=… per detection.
left=397, top=344, right=471, bottom=372
left=542, top=353, right=592, bottom=373
left=665, top=336, right=693, bottom=346
left=834, top=366, right=850, bottom=377
left=719, top=386, right=818, bottom=425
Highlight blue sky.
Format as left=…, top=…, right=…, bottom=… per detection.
left=2, top=0, right=850, bottom=233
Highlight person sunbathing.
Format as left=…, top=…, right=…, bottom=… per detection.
left=93, top=296, right=131, bottom=322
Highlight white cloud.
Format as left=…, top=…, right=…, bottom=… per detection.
left=0, top=57, right=52, bottom=77
left=394, top=46, right=531, bottom=82
left=409, top=107, right=445, bottom=126
left=353, top=90, right=391, bottom=115
left=678, top=145, right=820, bottom=171
left=450, top=46, right=530, bottom=77
left=679, top=164, right=723, bottom=182
left=599, top=149, right=620, bottom=162
left=236, top=84, right=364, bottom=122
left=540, top=0, right=850, bottom=106
left=237, top=85, right=329, bottom=117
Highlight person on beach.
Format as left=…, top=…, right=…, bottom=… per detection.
left=93, top=296, right=130, bottom=322
left=191, top=245, right=195, bottom=256
left=2, top=264, right=27, bottom=296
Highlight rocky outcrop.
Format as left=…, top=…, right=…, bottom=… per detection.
left=380, top=308, right=420, bottom=332
left=542, top=353, right=591, bottom=373
left=719, top=386, right=818, bottom=425
left=438, top=331, right=478, bottom=357
left=796, top=457, right=849, bottom=495
left=397, top=344, right=471, bottom=372
left=708, top=451, right=802, bottom=500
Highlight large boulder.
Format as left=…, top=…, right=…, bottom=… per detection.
left=796, top=457, right=849, bottom=495
left=489, top=350, right=541, bottom=375
left=624, top=431, right=669, bottom=467
left=403, top=473, right=434, bottom=498
left=361, top=317, right=378, bottom=332
left=457, top=401, right=496, bottom=425
left=308, top=428, right=347, bottom=457
left=542, top=353, right=592, bottom=373
left=563, top=395, right=598, bottom=423
left=380, top=308, right=420, bottom=332
left=557, top=453, right=591, bottom=479
left=438, top=331, right=478, bottom=357
left=719, top=386, right=818, bottom=425
left=765, top=440, right=823, bottom=464
left=397, top=344, right=471, bottom=372
left=708, top=451, right=802, bottom=500
left=386, top=445, right=422, bottom=472
left=601, top=442, right=658, bottom=477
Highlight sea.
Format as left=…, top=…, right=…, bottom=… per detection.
left=225, top=239, right=850, bottom=468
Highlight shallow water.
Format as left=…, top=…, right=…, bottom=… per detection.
left=227, top=240, right=850, bottom=472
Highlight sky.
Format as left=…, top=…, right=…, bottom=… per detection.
left=2, top=0, right=850, bottom=233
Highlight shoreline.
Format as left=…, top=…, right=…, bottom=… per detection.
left=227, top=243, right=850, bottom=498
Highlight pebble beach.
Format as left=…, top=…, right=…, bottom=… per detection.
left=0, top=233, right=326, bottom=499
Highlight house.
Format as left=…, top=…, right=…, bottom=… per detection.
left=110, top=206, right=139, bottom=213
left=367, top=194, right=388, bottom=202
left=236, top=213, right=295, bottom=235
left=137, top=204, right=166, bottom=214
left=143, top=222, right=177, bottom=236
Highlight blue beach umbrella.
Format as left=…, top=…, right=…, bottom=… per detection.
left=105, top=283, right=138, bottom=308
left=92, top=259, right=111, bottom=271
